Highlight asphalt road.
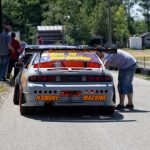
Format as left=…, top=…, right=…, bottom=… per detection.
left=0, top=72, right=150, bottom=150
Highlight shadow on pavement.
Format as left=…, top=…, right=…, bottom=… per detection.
left=8, top=78, right=15, bottom=87
left=24, top=107, right=136, bottom=123
left=117, top=108, right=150, bottom=113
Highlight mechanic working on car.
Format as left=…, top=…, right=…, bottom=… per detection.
left=0, top=25, right=14, bottom=81
left=103, top=49, right=136, bottom=110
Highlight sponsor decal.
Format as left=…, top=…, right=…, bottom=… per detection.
left=83, top=95, right=106, bottom=101
left=42, top=52, right=91, bottom=61
left=35, top=95, right=59, bottom=101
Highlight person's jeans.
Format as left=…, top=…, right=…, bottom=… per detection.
left=7, top=59, right=19, bottom=79
left=0, top=55, right=10, bottom=80
left=118, top=63, right=136, bottom=94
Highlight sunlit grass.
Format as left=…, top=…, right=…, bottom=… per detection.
left=145, top=76, right=150, bottom=80
left=136, top=56, right=150, bottom=61
left=135, top=74, right=150, bottom=80
left=123, top=48, right=150, bottom=60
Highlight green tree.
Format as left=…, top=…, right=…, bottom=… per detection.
left=89, top=0, right=108, bottom=43
left=139, top=0, right=150, bottom=32
left=113, top=5, right=130, bottom=47
left=43, top=0, right=91, bottom=44
left=134, top=20, right=147, bottom=35
left=121, top=0, right=139, bottom=34
left=2, top=0, right=45, bottom=43
left=1, top=0, right=146, bottom=46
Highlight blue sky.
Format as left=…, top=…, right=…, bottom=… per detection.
left=131, top=4, right=144, bottom=20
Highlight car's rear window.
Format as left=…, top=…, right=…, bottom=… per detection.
left=33, top=52, right=102, bottom=68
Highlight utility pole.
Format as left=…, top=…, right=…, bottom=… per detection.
left=108, top=0, right=112, bottom=47
left=0, top=0, right=2, bottom=32
left=148, top=0, right=150, bottom=32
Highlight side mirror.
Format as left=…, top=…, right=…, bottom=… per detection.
left=15, top=62, right=24, bottom=68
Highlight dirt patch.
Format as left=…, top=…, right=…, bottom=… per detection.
left=0, top=83, right=8, bottom=92
left=123, top=49, right=150, bottom=60
left=0, top=93, right=7, bottom=108
left=0, top=82, right=12, bottom=108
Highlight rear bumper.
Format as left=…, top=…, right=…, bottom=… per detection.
left=21, top=100, right=115, bottom=107
left=22, top=83, right=115, bottom=107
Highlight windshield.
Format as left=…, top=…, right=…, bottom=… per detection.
left=33, top=52, right=102, bottom=68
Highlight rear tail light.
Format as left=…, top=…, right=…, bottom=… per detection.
left=86, top=75, right=112, bottom=82
left=28, top=76, right=56, bottom=82
left=28, top=75, right=112, bottom=82
left=60, top=91, right=81, bottom=96
left=85, top=89, right=108, bottom=94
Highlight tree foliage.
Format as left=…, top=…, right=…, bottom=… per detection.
left=1, top=0, right=146, bottom=46
left=139, top=0, right=150, bottom=32
left=2, top=0, right=44, bottom=43
left=113, top=5, right=129, bottom=47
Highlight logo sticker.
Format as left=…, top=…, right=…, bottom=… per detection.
left=35, top=95, right=59, bottom=101
left=83, top=95, right=106, bottom=101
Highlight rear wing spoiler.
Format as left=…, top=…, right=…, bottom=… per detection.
left=25, top=45, right=117, bottom=54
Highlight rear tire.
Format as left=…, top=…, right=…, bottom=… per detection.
left=20, top=106, right=35, bottom=116
left=19, top=91, right=35, bottom=115
left=99, top=106, right=115, bottom=115
left=113, top=85, right=116, bottom=103
left=13, top=85, right=19, bottom=105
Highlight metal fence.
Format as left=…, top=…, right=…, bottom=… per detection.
left=136, top=60, right=150, bottom=69
left=136, top=59, right=150, bottom=76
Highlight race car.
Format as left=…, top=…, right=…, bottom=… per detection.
left=13, top=45, right=117, bottom=115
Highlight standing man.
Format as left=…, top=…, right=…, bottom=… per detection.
left=37, top=36, right=43, bottom=45
left=104, top=49, right=136, bottom=110
left=0, top=25, right=14, bottom=81
left=7, top=32, right=21, bottom=79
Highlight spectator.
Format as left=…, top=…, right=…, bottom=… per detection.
left=37, top=36, right=43, bottom=45
left=18, top=42, right=27, bottom=54
left=7, top=32, right=21, bottom=79
left=103, top=49, right=136, bottom=110
left=0, top=25, right=14, bottom=81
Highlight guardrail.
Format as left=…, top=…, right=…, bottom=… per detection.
left=136, top=60, right=150, bottom=75
left=136, top=60, right=150, bottom=69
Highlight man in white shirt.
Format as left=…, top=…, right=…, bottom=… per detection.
left=104, top=49, right=136, bottom=110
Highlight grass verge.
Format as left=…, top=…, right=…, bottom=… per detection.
left=123, top=48, right=150, bottom=61
left=0, top=83, right=8, bottom=93
left=135, top=74, right=150, bottom=80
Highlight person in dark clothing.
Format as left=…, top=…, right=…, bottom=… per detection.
left=37, top=36, right=43, bottom=45
left=7, top=32, right=21, bottom=79
left=0, top=25, right=14, bottom=81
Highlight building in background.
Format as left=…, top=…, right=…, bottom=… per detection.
left=140, top=32, right=150, bottom=49
left=129, top=36, right=142, bottom=50
left=37, top=25, right=64, bottom=44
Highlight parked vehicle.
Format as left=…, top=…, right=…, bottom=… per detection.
left=13, top=45, right=117, bottom=115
